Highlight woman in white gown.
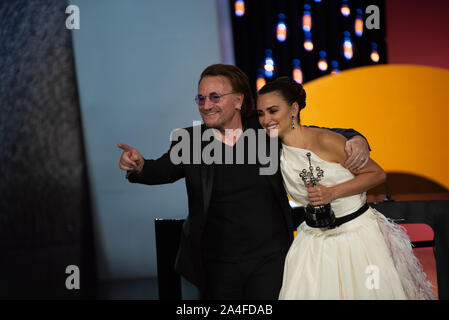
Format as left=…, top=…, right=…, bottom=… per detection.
left=256, top=77, right=433, bottom=300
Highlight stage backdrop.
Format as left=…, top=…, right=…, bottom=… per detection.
left=301, top=64, right=449, bottom=194
left=230, top=0, right=386, bottom=91
left=70, top=0, right=224, bottom=282
left=0, top=0, right=96, bottom=298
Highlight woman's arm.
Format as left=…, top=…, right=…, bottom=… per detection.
left=307, top=131, right=386, bottom=206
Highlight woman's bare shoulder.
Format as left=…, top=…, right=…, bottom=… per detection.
left=315, top=129, right=347, bottom=165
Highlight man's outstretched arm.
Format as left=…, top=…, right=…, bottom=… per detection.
left=118, top=142, right=184, bottom=185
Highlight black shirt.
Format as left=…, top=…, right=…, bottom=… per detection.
left=201, top=136, right=290, bottom=262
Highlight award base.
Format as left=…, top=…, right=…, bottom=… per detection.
left=305, top=203, right=336, bottom=228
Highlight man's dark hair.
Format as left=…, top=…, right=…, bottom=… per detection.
left=199, top=64, right=255, bottom=120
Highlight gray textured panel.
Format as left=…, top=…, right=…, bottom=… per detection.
left=0, top=0, right=96, bottom=298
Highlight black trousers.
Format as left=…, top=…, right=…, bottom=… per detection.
left=201, top=250, right=288, bottom=300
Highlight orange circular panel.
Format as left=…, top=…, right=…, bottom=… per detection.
left=302, top=64, right=449, bottom=190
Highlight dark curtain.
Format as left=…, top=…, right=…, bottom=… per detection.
left=230, top=0, right=387, bottom=93
left=0, top=0, right=96, bottom=298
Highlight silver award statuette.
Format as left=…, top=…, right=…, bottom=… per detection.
left=299, top=152, right=336, bottom=228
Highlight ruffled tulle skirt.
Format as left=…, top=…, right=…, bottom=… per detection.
left=278, top=207, right=433, bottom=300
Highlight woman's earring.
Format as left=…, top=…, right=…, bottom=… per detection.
left=291, top=116, right=296, bottom=130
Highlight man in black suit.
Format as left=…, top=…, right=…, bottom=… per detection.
left=118, top=64, right=370, bottom=299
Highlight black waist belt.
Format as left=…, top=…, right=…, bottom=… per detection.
left=332, top=203, right=370, bottom=228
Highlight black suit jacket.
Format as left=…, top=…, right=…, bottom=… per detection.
left=127, top=114, right=366, bottom=290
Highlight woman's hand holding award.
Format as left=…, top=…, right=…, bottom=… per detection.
left=299, top=152, right=336, bottom=228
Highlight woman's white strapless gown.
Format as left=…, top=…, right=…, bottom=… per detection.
left=278, top=144, right=433, bottom=300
